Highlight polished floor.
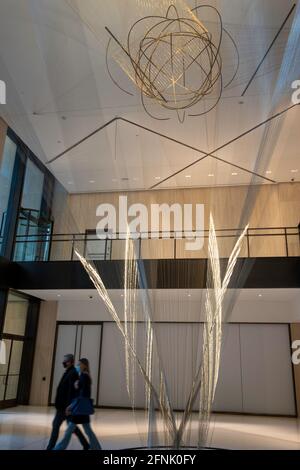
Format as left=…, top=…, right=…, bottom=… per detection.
left=0, top=407, right=300, bottom=450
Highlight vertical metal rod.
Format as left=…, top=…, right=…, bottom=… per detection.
left=139, top=236, right=142, bottom=259
left=104, top=237, right=108, bottom=261
left=71, top=234, right=75, bottom=261
left=246, top=228, right=250, bottom=258
left=284, top=228, right=289, bottom=257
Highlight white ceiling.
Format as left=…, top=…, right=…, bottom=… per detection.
left=0, top=0, right=299, bottom=192
left=19, top=287, right=300, bottom=302
left=20, top=289, right=300, bottom=302
left=20, top=288, right=300, bottom=323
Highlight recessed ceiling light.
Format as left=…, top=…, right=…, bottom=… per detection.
left=266, top=170, right=272, bottom=174
left=258, top=294, right=262, bottom=297
left=89, top=180, right=95, bottom=183
left=185, top=175, right=192, bottom=178
left=67, top=181, right=74, bottom=185
left=232, top=172, right=238, bottom=176
left=155, top=176, right=161, bottom=180
left=120, top=293, right=124, bottom=297
left=291, top=169, right=298, bottom=173
left=57, top=294, right=61, bottom=297
left=187, top=293, right=191, bottom=297
left=208, top=173, right=214, bottom=177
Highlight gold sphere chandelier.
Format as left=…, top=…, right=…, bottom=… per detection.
left=106, top=3, right=239, bottom=122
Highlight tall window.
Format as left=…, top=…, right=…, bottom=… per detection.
left=0, top=136, right=17, bottom=255
left=14, top=158, right=47, bottom=261
left=21, top=158, right=45, bottom=212
left=0, top=127, right=54, bottom=261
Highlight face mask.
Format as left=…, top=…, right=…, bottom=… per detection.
left=75, top=365, right=81, bottom=374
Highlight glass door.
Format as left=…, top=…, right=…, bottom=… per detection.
left=0, top=339, right=24, bottom=404
left=0, top=291, right=28, bottom=408
left=51, top=323, right=102, bottom=404
left=0, top=339, right=11, bottom=402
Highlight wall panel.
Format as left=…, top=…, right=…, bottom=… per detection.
left=213, top=324, right=243, bottom=413
left=96, top=322, right=295, bottom=415
left=240, top=324, right=295, bottom=415
left=47, top=319, right=295, bottom=415
left=51, top=183, right=300, bottom=259
left=30, top=301, right=58, bottom=406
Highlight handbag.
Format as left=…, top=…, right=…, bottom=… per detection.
left=71, top=396, right=94, bottom=416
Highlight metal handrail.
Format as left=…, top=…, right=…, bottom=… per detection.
left=13, top=226, right=299, bottom=242
left=11, top=225, right=300, bottom=261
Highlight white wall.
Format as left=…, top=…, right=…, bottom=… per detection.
left=52, top=291, right=298, bottom=415
left=51, top=321, right=296, bottom=415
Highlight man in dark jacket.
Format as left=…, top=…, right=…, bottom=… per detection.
left=46, top=354, right=89, bottom=450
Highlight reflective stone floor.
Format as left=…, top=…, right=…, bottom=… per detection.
left=0, top=407, right=300, bottom=450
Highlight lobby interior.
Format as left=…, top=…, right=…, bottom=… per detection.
left=0, top=0, right=300, bottom=451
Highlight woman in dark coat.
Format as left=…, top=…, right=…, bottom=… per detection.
left=54, top=358, right=101, bottom=450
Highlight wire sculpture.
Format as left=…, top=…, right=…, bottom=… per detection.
left=106, top=3, right=239, bottom=122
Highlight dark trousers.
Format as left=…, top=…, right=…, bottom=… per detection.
left=46, top=409, right=89, bottom=450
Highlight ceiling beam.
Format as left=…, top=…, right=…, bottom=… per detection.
left=47, top=104, right=299, bottom=187
left=149, top=103, right=298, bottom=189
left=241, top=3, right=296, bottom=97
left=47, top=116, right=118, bottom=164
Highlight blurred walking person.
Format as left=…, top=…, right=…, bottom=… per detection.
left=47, top=354, right=90, bottom=450
left=54, top=358, right=101, bottom=450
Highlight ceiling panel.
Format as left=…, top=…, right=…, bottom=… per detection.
left=0, top=0, right=299, bottom=192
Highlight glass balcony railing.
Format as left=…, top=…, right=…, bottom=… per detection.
left=10, top=226, right=300, bottom=262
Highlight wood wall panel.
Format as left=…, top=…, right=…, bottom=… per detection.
left=29, top=301, right=58, bottom=406
left=141, top=239, right=174, bottom=259
left=111, top=240, right=126, bottom=260
left=51, top=183, right=300, bottom=259
left=65, top=183, right=300, bottom=231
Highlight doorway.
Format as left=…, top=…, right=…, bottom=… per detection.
left=50, top=322, right=103, bottom=405
left=0, top=292, right=29, bottom=407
